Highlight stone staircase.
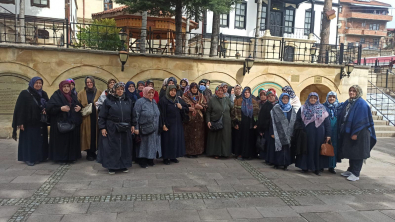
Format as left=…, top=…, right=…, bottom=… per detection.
left=371, top=112, right=395, bottom=137
left=368, top=92, right=395, bottom=137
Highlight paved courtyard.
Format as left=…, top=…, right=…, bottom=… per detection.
left=0, top=139, right=395, bottom=222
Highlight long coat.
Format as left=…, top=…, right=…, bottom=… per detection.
left=46, top=90, right=82, bottom=161
left=78, top=89, right=102, bottom=151
left=97, top=94, right=133, bottom=169
left=12, top=89, right=49, bottom=163
left=132, top=97, right=161, bottom=159
left=205, top=96, right=233, bottom=157
left=159, top=96, right=189, bottom=159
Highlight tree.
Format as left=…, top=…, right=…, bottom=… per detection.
left=76, top=18, right=123, bottom=51
left=319, top=0, right=332, bottom=63
left=19, top=0, right=25, bottom=43
left=140, top=11, right=147, bottom=53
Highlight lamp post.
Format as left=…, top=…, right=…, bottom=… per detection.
left=220, top=40, right=229, bottom=58
left=118, top=30, right=128, bottom=71
left=118, top=30, right=127, bottom=51
left=340, top=62, right=354, bottom=79
left=243, top=54, right=254, bottom=76
left=310, top=46, right=316, bottom=63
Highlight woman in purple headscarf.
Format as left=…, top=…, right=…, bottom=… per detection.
left=294, top=92, right=331, bottom=176
left=12, top=77, right=50, bottom=166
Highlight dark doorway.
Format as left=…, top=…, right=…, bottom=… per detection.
left=283, top=46, right=294, bottom=62
left=269, top=11, right=283, bottom=37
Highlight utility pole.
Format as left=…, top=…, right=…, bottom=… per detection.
left=254, top=0, right=262, bottom=58
left=319, top=0, right=332, bottom=63
left=140, top=11, right=147, bottom=53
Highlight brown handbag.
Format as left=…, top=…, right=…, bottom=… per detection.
left=320, top=140, right=335, bottom=157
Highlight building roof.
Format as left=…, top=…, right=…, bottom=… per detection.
left=340, top=0, right=391, bottom=7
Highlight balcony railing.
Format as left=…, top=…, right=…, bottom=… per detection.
left=347, top=12, right=393, bottom=21
left=258, top=25, right=321, bottom=42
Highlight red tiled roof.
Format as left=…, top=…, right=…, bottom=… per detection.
left=340, top=0, right=391, bottom=7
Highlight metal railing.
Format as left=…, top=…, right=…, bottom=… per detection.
left=258, top=25, right=321, bottom=42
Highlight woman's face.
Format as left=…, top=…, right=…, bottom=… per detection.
left=223, top=85, right=228, bottom=92
left=349, top=88, right=357, bottom=99
left=235, top=86, right=241, bottom=96
left=62, top=84, right=71, bottom=93
left=191, top=86, right=198, bottom=94
left=169, top=89, right=177, bottom=97
left=148, top=82, right=154, bottom=88
left=328, top=95, right=336, bottom=104
left=309, top=95, right=318, bottom=104
left=268, top=94, right=275, bottom=102
left=70, top=84, right=75, bottom=90
left=147, top=89, right=154, bottom=100
left=128, top=84, right=135, bottom=93
left=34, top=80, right=43, bottom=91
left=260, top=94, right=267, bottom=101
left=181, top=81, right=187, bottom=87
left=282, top=95, right=289, bottom=104
left=109, top=81, right=116, bottom=89
left=168, top=81, right=175, bottom=86
left=138, top=83, right=144, bottom=91
left=216, top=88, right=224, bottom=98
left=116, top=87, right=124, bottom=97
left=206, top=81, right=210, bottom=87
left=86, top=78, right=94, bottom=89
left=231, top=88, right=234, bottom=95
left=244, top=90, right=251, bottom=99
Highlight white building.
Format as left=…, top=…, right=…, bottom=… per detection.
left=193, top=0, right=340, bottom=45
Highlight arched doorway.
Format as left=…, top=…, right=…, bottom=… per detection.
left=73, top=76, right=108, bottom=92
left=300, top=84, right=331, bottom=104
left=0, top=74, right=30, bottom=115
left=252, top=82, right=283, bottom=97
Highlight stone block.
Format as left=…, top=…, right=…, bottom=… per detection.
left=145, top=210, right=200, bottom=221
left=227, top=207, right=263, bottom=219
left=198, top=209, right=232, bottom=220
left=256, top=206, right=301, bottom=218
left=33, top=203, right=90, bottom=215
left=61, top=213, right=117, bottom=222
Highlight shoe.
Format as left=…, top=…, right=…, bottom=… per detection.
left=86, top=156, right=96, bottom=161
left=148, top=159, right=155, bottom=166
left=185, top=155, right=192, bottom=158
left=122, top=168, right=129, bottom=173
left=273, top=165, right=279, bottom=169
left=347, top=173, right=360, bottom=181
left=163, top=159, right=170, bottom=165
left=302, top=169, right=308, bottom=173
left=329, top=168, right=336, bottom=174
left=25, top=161, right=35, bottom=166
left=192, top=155, right=198, bottom=158
left=139, top=163, right=148, bottom=168
left=341, top=171, right=352, bottom=177
left=283, top=166, right=288, bottom=171
left=108, top=169, right=115, bottom=175
left=170, top=159, right=179, bottom=163
left=237, top=156, right=244, bottom=161
left=314, top=170, right=321, bottom=176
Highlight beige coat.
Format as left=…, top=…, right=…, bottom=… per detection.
left=78, top=89, right=102, bottom=151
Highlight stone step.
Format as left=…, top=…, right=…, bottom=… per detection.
left=372, top=115, right=384, bottom=120
left=375, top=131, right=395, bottom=137
left=375, top=126, right=395, bottom=131
left=374, top=120, right=389, bottom=125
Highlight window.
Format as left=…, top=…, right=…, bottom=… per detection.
left=369, top=24, right=380, bottom=30
left=0, top=0, right=14, bottom=4
left=37, top=29, right=49, bottom=39
left=339, top=6, right=342, bottom=13
left=284, top=7, right=295, bottom=33
left=373, top=38, right=379, bottom=46
left=235, top=2, right=246, bottom=29
left=104, top=0, right=113, bottom=11
left=362, top=21, right=366, bottom=28
left=320, top=12, right=323, bottom=34
left=360, top=37, right=365, bottom=44
left=220, top=14, right=229, bottom=27
left=260, top=4, right=267, bottom=30
left=304, top=9, right=312, bottom=35
left=31, top=0, right=49, bottom=7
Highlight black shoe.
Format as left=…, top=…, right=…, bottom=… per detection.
left=86, top=156, right=96, bottom=161
left=108, top=169, right=115, bottom=175
left=320, top=169, right=324, bottom=173
left=163, top=159, right=170, bottom=165
left=170, top=159, right=179, bottom=163
left=139, top=163, right=148, bottom=168
left=192, top=155, right=198, bottom=158
left=283, top=166, right=288, bottom=171
left=148, top=159, right=155, bottom=166
left=329, top=168, right=336, bottom=174
left=302, top=169, right=308, bottom=173
left=185, top=155, right=192, bottom=158
left=25, top=161, right=35, bottom=166
left=314, top=170, right=321, bottom=176
left=273, top=165, right=279, bottom=169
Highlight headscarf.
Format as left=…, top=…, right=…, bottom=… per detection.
left=282, top=86, right=296, bottom=99
left=199, top=85, right=206, bottom=93
left=162, top=78, right=169, bottom=86
left=180, top=78, right=189, bottom=89
left=125, top=81, right=139, bottom=101
left=267, top=88, right=277, bottom=96
left=198, top=79, right=207, bottom=86
left=145, top=79, right=154, bottom=87
left=143, top=86, right=154, bottom=99
left=227, top=86, right=233, bottom=95
left=323, top=91, right=339, bottom=119
left=111, top=82, right=125, bottom=99
left=59, top=80, right=72, bottom=104
left=28, top=76, right=47, bottom=107
left=84, top=76, right=96, bottom=92
left=214, top=85, right=225, bottom=98
left=166, top=85, right=177, bottom=102
left=241, top=87, right=254, bottom=118
left=167, top=77, right=177, bottom=85
left=266, top=91, right=278, bottom=105
left=259, top=90, right=267, bottom=104
left=302, top=92, right=329, bottom=127
left=278, top=93, right=292, bottom=115
left=348, top=85, right=363, bottom=103
left=137, top=81, right=145, bottom=92
left=66, top=78, right=77, bottom=96
left=234, top=84, right=243, bottom=97
left=107, top=78, right=116, bottom=90
left=185, top=82, right=200, bottom=104
left=184, top=85, right=191, bottom=93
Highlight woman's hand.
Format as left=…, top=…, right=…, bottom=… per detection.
left=260, top=132, right=263, bottom=136
left=189, top=107, right=195, bottom=112
left=75, top=105, right=81, bottom=112
left=326, top=137, right=331, bottom=142
left=207, top=122, right=211, bottom=129
left=134, top=130, right=139, bottom=135
left=253, top=125, right=257, bottom=129
left=61, top=105, right=70, bottom=112
left=195, top=104, right=203, bottom=110
left=177, top=103, right=182, bottom=110
left=351, top=135, right=357, bottom=140
left=131, top=126, right=135, bottom=134
left=101, top=129, right=107, bottom=137
left=271, top=135, right=274, bottom=138
left=163, top=125, right=169, bottom=131
left=18, top=125, right=24, bottom=131
left=234, top=125, right=239, bottom=130
left=42, top=109, right=46, bottom=115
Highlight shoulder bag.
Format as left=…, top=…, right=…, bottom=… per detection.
left=27, top=89, right=48, bottom=124
left=210, top=97, right=226, bottom=131
left=81, top=103, right=93, bottom=116
left=320, top=139, right=334, bottom=156
left=57, top=112, right=75, bottom=133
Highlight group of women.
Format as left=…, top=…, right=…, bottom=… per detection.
left=12, top=76, right=376, bottom=181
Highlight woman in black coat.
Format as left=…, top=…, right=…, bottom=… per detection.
left=257, top=91, right=277, bottom=162
left=12, top=77, right=49, bottom=166
left=98, top=83, right=134, bottom=174
left=159, top=85, right=188, bottom=165
left=46, top=80, right=82, bottom=162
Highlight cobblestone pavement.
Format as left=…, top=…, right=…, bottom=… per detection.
left=1, top=138, right=395, bottom=222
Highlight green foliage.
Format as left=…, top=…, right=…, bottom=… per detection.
left=206, top=0, right=237, bottom=14
left=75, top=19, right=123, bottom=51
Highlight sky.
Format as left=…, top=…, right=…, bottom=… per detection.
left=377, top=0, right=395, bottom=28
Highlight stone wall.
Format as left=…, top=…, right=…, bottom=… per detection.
left=0, top=44, right=370, bottom=138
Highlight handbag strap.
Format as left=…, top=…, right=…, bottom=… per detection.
left=26, top=89, right=41, bottom=109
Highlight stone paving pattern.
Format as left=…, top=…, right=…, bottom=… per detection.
left=0, top=138, right=395, bottom=221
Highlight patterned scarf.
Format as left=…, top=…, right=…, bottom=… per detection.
left=241, top=87, right=254, bottom=118
left=301, top=92, right=329, bottom=127
left=185, top=83, right=199, bottom=103
left=267, top=88, right=277, bottom=96
left=110, top=82, right=125, bottom=99
left=180, top=78, right=189, bottom=92
left=282, top=86, right=296, bottom=99
left=323, top=91, right=339, bottom=119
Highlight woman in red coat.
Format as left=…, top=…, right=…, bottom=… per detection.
left=139, top=79, right=159, bottom=103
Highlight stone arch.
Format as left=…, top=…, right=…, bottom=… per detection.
left=300, top=84, right=332, bottom=104
left=129, top=69, right=182, bottom=83
left=0, top=73, right=30, bottom=115
left=246, top=73, right=292, bottom=96
left=0, top=62, right=49, bottom=85
left=53, top=65, right=119, bottom=90
left=72, top=76, right=109, bottom=92
left=297, top=76, right=340, bottom=104
left=194, top=71, right=240, bottom=86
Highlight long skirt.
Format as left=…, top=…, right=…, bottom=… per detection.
left=18, top=125, right=48, bottom=163
left=273, top=145, right=292, bottom=167
left=264, top=131, right=276, bottom=164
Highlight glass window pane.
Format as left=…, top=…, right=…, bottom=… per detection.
left=41, top=0, right=47, bottom=5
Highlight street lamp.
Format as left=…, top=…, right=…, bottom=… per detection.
left=243, top=54, right=254, bottom=76
left=220, top=40, right=229, bottom=58
left=340, top=62, right=354, bottom=79
left=119, top=51, right=129, bottom=72
left=310, top=46, right=316, bottom=63
left=118, top=30, right=127, bottom=51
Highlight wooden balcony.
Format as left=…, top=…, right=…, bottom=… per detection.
left=346, top=12, right=393, bottom=21
left=345, top=29, right=387, bottom=37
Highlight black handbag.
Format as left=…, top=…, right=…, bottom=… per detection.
left=115, top=122, right=130, bottom=133
left=140, top=122, right=156, bottom=135
left=57, top=121, right=75, bottom=133
left=256, top=135, right=266, bottom=152
left=210, top=97, right=226, bottom=131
